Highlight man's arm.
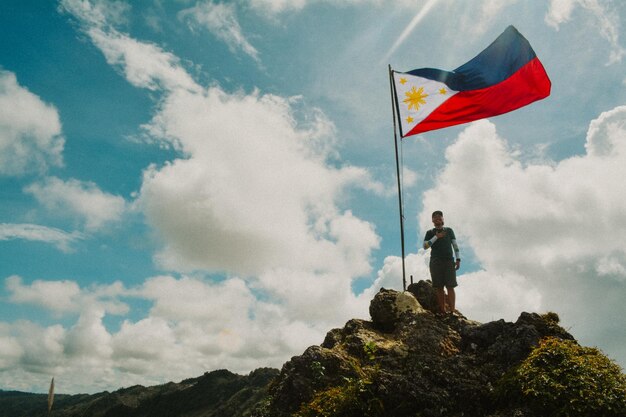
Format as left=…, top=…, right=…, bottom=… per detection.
left=423, top=230, right=436, bottom=250
left=451, top=238, right=460, bottom=270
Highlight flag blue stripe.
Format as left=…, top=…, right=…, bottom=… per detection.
left=405, top=26, right=538, bottom=91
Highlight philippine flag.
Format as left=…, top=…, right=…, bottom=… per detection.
left=392, top=26, right=551, bottom=137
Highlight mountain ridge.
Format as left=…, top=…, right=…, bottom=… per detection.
left=2, top=281, right=625, bottom=417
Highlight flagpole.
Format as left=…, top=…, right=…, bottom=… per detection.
left=388, top=64, right=407, bottom=291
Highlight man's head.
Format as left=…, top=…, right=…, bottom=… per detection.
left=432, top=210, right=444, bottom=228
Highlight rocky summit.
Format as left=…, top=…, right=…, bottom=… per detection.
left=260, top=282, right=624, bottom=417
left=3, top=281, right=625, bottom=417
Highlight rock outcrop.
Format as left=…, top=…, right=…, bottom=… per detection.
left=369, top=288, right=425, bottom=331
left=263, top=281, right=579, bottom=417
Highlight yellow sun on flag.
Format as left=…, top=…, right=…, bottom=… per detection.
left=403, top=86, right=428, bottom=111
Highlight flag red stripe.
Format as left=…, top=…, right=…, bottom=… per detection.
left=406, top=57, right=551, bottom=136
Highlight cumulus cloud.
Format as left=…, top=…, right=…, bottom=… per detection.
left=545, top=0, right=625, bottom=64
left=136, top=86, right=380, bottom=276
left=0, top=273, right=367, bottom=392
left=415, top=112, right=626, bottom=365
left=136, top=99, right=380, bottom=346
left=5, top=276, right=128, bottom=316
left=6, top=276, right=81, bottom=313
left=24, top=177, right=126, bottom=231
left=456, top=270, right=542, bottom=322
left=0, top=223, right=82, bottom=252
left=0, top=0, right=385, bottom=393
left=54, top=0, right=384, bottom=280
left=179, top=1, right=260, bottom=62
left=360, top=252, right=431, bottom=298
left=1, top=277, right=132, bottom=389
left=0, top=323, right=23, bottom=371
left=12, top=322, right=66, bottom=375
left=13, top=109, right=616, bottom=393
left=360, top=245, right=544, bottom=325
left=89, top=28, right=200, bottom=93
left=59, top=0, right=199, bottom=93
left=0, top=70, right=64, bottom=176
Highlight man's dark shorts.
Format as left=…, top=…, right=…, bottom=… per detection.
left=429, top=257, right=457, bottom=288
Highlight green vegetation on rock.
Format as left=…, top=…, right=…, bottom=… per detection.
left=499, top=336, right=626, bottom=417
left=294, top=375, right=383, bottom=417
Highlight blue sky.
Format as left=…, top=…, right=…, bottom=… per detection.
left=1, top=0, right=625, bottom=393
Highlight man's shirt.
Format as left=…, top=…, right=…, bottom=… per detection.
left=424, top=227, right=457, bottom=260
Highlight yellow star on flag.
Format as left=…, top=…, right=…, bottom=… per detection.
left=400, top=78, right=407, bottom=84
left=403, top=86, right=428, bottom=111
left=439, top=88, right=447, bottom=95
left=406, top=116, right=414, bottom=123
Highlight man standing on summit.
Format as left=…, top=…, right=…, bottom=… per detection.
left=423, top=211, right=461, bottom=315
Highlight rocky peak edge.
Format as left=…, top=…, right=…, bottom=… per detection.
left=262, top=280, right=578, bottom=417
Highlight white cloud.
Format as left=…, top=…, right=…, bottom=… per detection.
left=402, top=166, right=419, bottom=188
left=64, top=308, right=113, bottom=359
left=0, top=223, right=82, bottom=252
left=457, top=270, right=542, bottom=322
left=361, top=252, right=431, bottom=299
left=5, top=276, right=129, bottom=316
left=5, top=107, right=625, bottom=394
left=60, top=0, right=200, bottom=93
left=58, top=0, right=130, bottom=28
left=0, top=273, right=368, bottom=392
left=138, top=275, right=254, bottom=323
left=359, top=252, right=543, bottom=323
left=179, top=1, right=260, bottom=63
left=25, top=177, right=127, bottom=231
left=416, top=112, right=626, bottom=366
left=14, top=322, right=66, bottom=375
left=585, top=104, right=626, bottom=156
left=137, top=86, right=380, bottom=276
left=111, top=316, right=181, bottom=374
left=89, top=27, right=200, bottom=92
left=0, top=324, right=22, bottom=371
left=6, top=276, right=81, bottom=313
left=453, top=0, right=519, bottom=37
left=256, top=268, right=365, bottom=324
left=545, top=0, right=625, bottom=64
left=545, top=0, right=577, bottom=28
left=248, top=0, right=309, bottom=15
left=0, top=70, right=64, bottom=176
left=17, top=1, right=385, bottom=393
left=247, top=0, right=435, bottom=17
left=27, top=0, right=625, bottom=396
left=595, top=254, right=626, bottom=279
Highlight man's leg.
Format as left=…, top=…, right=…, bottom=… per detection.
left=435, top=287, right=446, bottom=314
left=446, top=287, right=456, bottom=312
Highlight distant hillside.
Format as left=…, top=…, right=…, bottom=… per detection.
left=3, top=281, right=625, bottom=417
left=0, top=368, right=278, bottom=417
